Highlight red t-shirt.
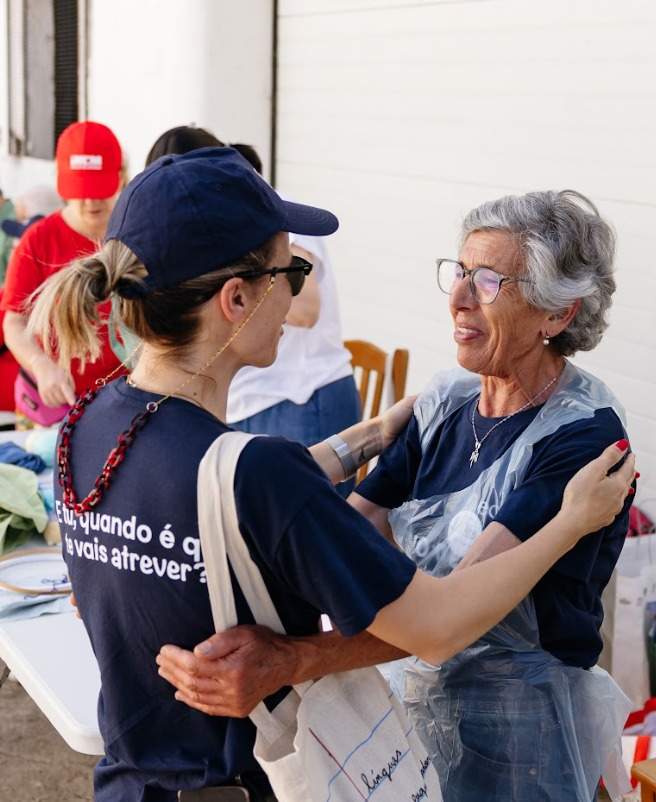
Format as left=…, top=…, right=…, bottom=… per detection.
left=0, top=289, right=19, bottom=411
left=1, top=211, right=124, bottom=395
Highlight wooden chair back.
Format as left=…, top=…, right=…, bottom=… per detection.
left=344, top=339, right=409, bottom=484
left=632, top=758, right=656, bottom=801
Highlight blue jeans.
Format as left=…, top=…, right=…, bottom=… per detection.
left=231, top=376, right=360, bottom=498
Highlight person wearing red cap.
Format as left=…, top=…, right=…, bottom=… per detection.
left=1, top=120, right=126, bottom=427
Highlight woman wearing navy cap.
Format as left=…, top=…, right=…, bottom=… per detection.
left=116, top=125, right=360, bottom=499
left=28, top=148, right=634, bottom=801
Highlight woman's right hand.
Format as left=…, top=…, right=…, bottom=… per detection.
left=70, top=592, right=82, bottom=619
left=31, top=353, right=76, bottom=407
left=561, top=440, right=636, bottom=536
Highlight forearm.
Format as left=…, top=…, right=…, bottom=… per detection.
left=453, top=523, right=521, bottom=571
left=310, top=394, right=415, bottom=484
left=369, top=511, right=573, bottom=663
left=156, top=625, right=407, bottom=718
left=349, top=491, right=395, bottom=543
left=310, top=417, right=383, bottom=484
left=5, top=309, right=76, bottom=406
left=3, top=311, right=47, bottom=372
left=369, top=508, right=601, bottom=665
left=284, top=279, right=320, bottom=328
left=286, top=245, right=320, bottom=327
left=285, top=629, right=406, bottom=684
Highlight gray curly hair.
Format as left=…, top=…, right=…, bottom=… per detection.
left=459, top=189, right=616, bottom=356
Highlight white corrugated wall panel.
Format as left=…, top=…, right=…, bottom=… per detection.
left=275, top=0, right=656, bottom=514
left=84, top=0, right=273, bottom=177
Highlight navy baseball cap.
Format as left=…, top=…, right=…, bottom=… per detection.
left=107, top=147, right=339, bottom=298
left=1, top=214, right=45, bottom=239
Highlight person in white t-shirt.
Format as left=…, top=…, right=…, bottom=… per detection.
left=228, top=224, right=359, bottom=496
left=144, top=127, right=360, bottom=496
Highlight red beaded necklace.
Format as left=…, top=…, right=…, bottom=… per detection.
left=57, top=378, right=159, bottom=515
left=57, top=279, right=275, bottom=515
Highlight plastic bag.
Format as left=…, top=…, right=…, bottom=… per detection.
left=601, top=534, right=656, bottom=710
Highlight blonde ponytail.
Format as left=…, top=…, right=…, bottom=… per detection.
left=29, top=233, right=277, bottom=371
left=28, top=241, right=146, bottom=370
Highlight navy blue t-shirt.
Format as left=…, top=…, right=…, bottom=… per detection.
left=356, top=395, right=631, bottom=668
left=56, top=378, right=416, bottom=801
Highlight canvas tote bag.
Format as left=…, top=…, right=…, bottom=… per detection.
left=198, top=432, right=443, bottom=802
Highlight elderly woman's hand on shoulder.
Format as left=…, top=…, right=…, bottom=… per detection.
left=376, top=394, right=418, bottom=451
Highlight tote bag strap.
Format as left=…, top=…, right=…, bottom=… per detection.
left=198, top=432, right=285, bottom=632
left=197, top=432, right=309, bottom=740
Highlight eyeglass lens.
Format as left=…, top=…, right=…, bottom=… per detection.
left=285, top=256, right=308, bottom=296
left=437, top=260, right=501, bottom=304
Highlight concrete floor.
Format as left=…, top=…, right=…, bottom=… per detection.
left=0, top=663, right=96, bottom=802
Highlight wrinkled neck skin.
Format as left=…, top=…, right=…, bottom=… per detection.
left=477, top=350, right=566, bottom=418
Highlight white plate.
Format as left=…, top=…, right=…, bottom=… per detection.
left=0, top=550, right=71, bottom=594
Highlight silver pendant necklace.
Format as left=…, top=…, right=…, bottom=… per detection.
left=469, top=364, right=566, bottom=468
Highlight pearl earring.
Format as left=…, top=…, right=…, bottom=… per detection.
left=543, top=333, right=550, bottom=346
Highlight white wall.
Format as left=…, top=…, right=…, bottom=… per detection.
left=0, top=0, right=274, bottom=190
left=85, top=0, right=273, bottom=179
left=275, top=0, right=656, bottom=516
left=0, top=0, right=653, bottom=513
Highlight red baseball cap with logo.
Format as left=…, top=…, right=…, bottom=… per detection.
left=56, top=121, right=122, bottom=200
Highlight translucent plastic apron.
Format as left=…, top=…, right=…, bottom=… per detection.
left=389, top=362, right=632, bottom=802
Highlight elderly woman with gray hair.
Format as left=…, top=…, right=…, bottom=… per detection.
left=157, top=189, right=634, bottom=802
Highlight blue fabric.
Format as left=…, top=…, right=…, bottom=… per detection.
left=357, top=401, right=629, bottom=668
left=231, top=375, right=360, bottom=498
left=0, top=441, right=45, bottom=473
left=430, top=684, right=580, bottom=802
left=58, top=377, right=414, bottom=801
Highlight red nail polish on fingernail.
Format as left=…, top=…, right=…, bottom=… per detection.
left=617, top=439, right=629, bottom=451
left=629, top=487, right=635, bottom=495
left=635, top=472, right=641, bottom=479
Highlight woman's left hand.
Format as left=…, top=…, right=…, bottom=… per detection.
left=377, top=394, right=418, bottom=450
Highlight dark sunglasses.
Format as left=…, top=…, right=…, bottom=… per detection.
left=236, top=255, right=313, bottom=297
